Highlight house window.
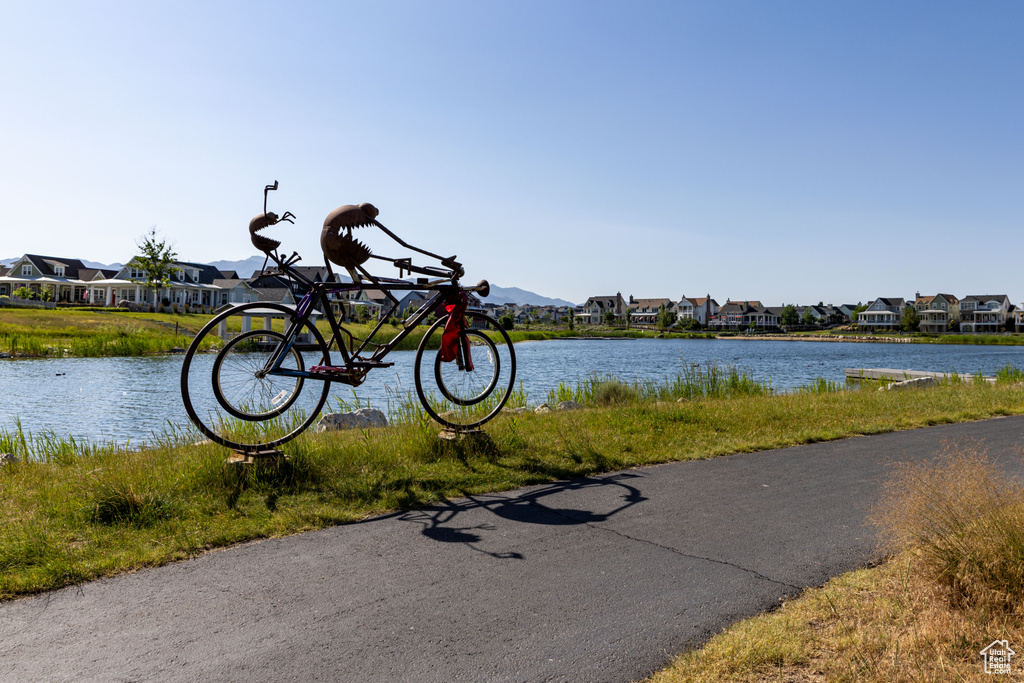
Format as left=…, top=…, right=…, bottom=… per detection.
left=54, top=266, right=65, bottom=277
left=21, top=265, right=32, bottom=276
left=130, top=267, right=146, bottom=279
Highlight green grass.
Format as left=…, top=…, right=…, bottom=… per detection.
left=0, top=309, right=215, bottom=357
left=5, top=372, right=1024, bottom=600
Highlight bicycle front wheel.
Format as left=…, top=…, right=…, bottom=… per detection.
left=414, top=311, right=516, bottom=430
left=180, top=303, right=333, bottom=451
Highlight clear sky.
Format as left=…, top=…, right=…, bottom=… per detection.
left=2, top=1, right=1021, bottom=306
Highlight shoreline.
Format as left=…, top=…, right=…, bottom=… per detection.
left=720, top=333, right=915, bottom=344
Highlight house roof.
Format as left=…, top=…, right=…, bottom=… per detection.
left=171, top=261, right=227, bottom=285
left=869, top=297, right=906, bottom=308
left=78, top=268, right=119, bottom=281
left=961, top=294, right=1010, bottom=304
left=212, top=278, right=254, bottom=290
left=682, top=296, right=713, bottom=307
left=20, top=254, right=92, bottom=279
left=254, top=287, right=295, bottom=303
left=629, top=298, right=672, bottom=311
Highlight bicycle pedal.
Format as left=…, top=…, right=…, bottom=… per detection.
left=310, top=365, right=349, bottom=375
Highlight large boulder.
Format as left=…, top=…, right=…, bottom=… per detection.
left=316, top=408, right=388, bottom=432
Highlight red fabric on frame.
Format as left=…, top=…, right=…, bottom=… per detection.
left=440, top=293, right=473, bottom=370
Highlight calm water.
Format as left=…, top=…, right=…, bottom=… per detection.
left=4, top=338, right=1024, bottom=445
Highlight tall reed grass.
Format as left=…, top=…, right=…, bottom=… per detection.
left=545, top=361, right=772, bottom=405
left=872, top=438, right=1024, bottom=611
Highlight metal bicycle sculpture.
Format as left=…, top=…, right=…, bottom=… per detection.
left=180, top=182, right=515, bottom=452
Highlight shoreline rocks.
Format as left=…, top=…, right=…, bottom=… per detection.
left=316, top=408, right=388, bottom=432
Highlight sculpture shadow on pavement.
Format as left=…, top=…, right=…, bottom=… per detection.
left=373, top=472, right=649, bottom=560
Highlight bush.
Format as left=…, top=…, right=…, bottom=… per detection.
left=593, top=379, right=637, bottom=406
left=871, top=438, right=1024, bottom=610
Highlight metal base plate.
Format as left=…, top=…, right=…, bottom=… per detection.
left=438, top=428, right=485, bottom=441
left=225, top=448, right=287, bottom=466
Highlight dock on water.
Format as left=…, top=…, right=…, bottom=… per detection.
left=845, top=368, right=995, bottom=384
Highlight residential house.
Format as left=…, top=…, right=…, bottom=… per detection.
left=856, top=297, right=906, bottom=331
left=959, top=295, right=1012, bottom=333
left=115, top=259, right=256, bottom=308
left=708, top=301, right=763, bottom=330
left=676, top=295, right=719, bottom=327
left=0, top=253, right=260, bottom=308
left=708, top=301, right=776, bottom=330
left=0, top=255, right=117, bottom=303
left=1014, top=304, right=1024, bottom=333
left=576, top=293, right=628, bottom=325
left=795, top=305, right=830, bottom=325
left=913, top=293, right=960, bottom=334
left=628, top=296, right=673, bottom=326
left=835, top=304, right=860, bottom=324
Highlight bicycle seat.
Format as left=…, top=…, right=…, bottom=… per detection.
left=321, top=203, right=378, bottom=268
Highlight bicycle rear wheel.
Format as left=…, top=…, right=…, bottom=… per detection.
left=180, top=303, right=333, bottom=451
left=414, top=311, right=516, bottom=430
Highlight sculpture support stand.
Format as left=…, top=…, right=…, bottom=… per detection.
left=225, top=448, right=287, bottom=467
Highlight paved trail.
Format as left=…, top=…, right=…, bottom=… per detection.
left=4, top=417, right=1024, bottom=682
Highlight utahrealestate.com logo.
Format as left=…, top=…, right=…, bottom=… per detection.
left=981, top=640, right=1015, bottom=675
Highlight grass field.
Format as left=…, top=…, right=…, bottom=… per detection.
left=0, top=308, right=215, bottom=356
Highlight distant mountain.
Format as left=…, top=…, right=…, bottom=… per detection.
left=481, top=285, right=575, bottom=307
left=207, top=255, right=271, bottom=279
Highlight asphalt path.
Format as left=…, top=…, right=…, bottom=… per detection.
left=4, top=416, right=1024, bottom=682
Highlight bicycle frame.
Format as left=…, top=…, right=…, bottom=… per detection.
left=254, top=261, right=467, bottom=388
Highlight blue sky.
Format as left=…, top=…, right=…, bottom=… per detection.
left=2, top=2, right=1021, bottom=306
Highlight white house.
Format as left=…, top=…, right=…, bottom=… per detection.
left=959, top=294, right=1011, bottom=333
left=677, top=295, right=719, bottom=327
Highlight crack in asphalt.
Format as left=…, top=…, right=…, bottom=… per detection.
left=534, top=502, right=803, bottom=591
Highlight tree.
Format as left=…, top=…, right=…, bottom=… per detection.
left=781, top=304, right=799, bottom=327
left=566, top=310, right=575, bottom=331
left=499, top=313, right=514, bottom=330
left=657, top=303, right=676, bottom=331
left=851, top=304, right=867, bottom=322
left=801, top=307, right=817, bottom=326
left=604, top=310, right=617, bottom=326
left=135, top=227, right=179, bottom=308
left=40, top=285, right=53, bottom=302
left=901, top=305, right=920, bottom=332
left=677, top=317, right=701, bottom=331
left=13, top=286, right=32, bottom=299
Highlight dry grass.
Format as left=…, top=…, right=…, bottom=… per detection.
left=648, top=439, right=1024, bottom=682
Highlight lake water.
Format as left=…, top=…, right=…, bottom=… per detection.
left=4, top=338, right=1024, bottom=446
